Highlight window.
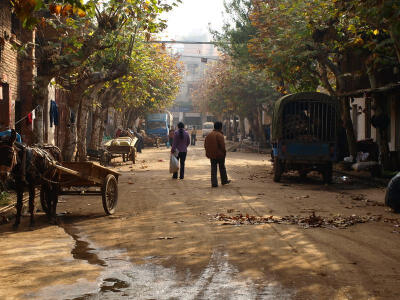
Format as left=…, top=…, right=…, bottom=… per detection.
left=147, top=121, right=166, bottom=130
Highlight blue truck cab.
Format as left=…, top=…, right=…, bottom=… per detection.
left=145, top=112, right=173, bottom=144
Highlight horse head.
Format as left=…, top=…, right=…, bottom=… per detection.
left=0, top=130, right=18, bottom=183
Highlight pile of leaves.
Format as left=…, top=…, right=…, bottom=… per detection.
left=213, top=212, right=382, bottom=229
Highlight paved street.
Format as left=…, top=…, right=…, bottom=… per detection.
left=0, top=143, right=399, bottom=299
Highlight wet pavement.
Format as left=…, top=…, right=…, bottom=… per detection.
left=32, top=225, right=291, bottom=299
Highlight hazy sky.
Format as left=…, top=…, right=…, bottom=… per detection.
left=162, top=0, right=226, bottom=41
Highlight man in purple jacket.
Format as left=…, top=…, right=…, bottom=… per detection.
left=171, top=122, right=190, bottom=179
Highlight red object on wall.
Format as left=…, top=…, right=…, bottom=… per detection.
left=27, top=112, right=32, bottom=124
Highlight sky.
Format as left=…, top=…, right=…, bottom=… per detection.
left=162, top=0, right=226, bottom=42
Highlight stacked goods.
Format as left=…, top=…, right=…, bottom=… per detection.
left=284, top=114, right=308, bottom=139
left=104, top=137, right=136, bottom=147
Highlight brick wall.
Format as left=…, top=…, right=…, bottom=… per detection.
left=0, top=1, right=19, bottom=129
left=0, top=1, right=35, bottom=143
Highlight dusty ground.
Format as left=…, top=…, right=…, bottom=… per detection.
left=0, top=141, right=399, bottom=300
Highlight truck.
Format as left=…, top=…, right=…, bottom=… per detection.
left=271, top=92, right=338, bottom=183
left=145, top=112, right=173, bottom=144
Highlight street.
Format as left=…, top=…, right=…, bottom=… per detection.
left=0, top=143, right=399, bottom=300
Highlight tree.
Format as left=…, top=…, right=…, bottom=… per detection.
left=192, top=57, right=279, bottom=144
left=249, top=0, right=400, bottom=163
left=114, top=43, right=183, bottom=131
left=39, top=0, right=181, bottom=160
left=249, top=0, right=373, bottom=157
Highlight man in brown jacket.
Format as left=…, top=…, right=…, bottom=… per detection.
left=204, top=121, right=230, bottom=187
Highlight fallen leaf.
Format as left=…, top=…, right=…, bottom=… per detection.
left=157, top=237, right=176, bottom=240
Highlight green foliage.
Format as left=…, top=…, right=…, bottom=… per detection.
left=249, top=0, right=400, bottom=93
left=193, top=58, right=279, bottom=119
left=114, top=42, right=183, bottom=118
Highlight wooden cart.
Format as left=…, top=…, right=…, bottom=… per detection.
left=106, top=145, right=136, bottom=164
left=41, top=162, right=121, bottom=215
left=105, top=136, right=137, bottom=164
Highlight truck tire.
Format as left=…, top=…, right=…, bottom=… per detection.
left=273, top=157, right=283, bottom=182
left=322, top=163, right=333, bottom=184
left=385, top=173, right=400, bottom=213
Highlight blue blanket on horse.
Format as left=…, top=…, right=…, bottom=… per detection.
left=0, top=130, right=22, bottom=143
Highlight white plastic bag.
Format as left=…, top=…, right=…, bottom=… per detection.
left=169, top=153, right=179, bottom=173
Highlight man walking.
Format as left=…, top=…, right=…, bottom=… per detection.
left=204, top=121, right=230, bottom=187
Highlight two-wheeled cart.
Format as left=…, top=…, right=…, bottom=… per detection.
left=41, top=162, right=120, bottom=215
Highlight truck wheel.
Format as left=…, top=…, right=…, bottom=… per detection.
left=273, top=158, right=283, bottom=182
left=385, top=173, right=400, bottom=212
left=322, top=164, right=333, bottom=184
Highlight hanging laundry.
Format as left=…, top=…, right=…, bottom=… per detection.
left=50, top=100, right=59, bottom=127
left=27, top=112, right=32, bottom=125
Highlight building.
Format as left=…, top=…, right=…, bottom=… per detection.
left=0, top=1, right=36, bottom=143
left=170, top=43, right=219, bottom=128
left=348, top=85, right=400, bottom=169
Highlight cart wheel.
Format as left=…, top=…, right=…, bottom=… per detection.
left=273, top=157, right=283, bottom=182
left=40, top=186, right=50, bottom=217
left=102, top=174, right=118, bottom=215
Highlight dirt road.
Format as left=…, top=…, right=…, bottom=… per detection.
left=0, top=142, right=399, bottom=299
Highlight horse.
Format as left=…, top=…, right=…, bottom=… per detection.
left=0, top=130, right=62, bottom=229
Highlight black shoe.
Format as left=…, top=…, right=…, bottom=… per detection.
left=180, top=177, right=184, bottom=180
left=212, top=185, right=218, bottom=188
left=172, top=176, right=177, bottom=179
left=222, top=180, right=231, bottom=185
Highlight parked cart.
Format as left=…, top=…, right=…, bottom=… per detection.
left=41, top=162, right=120, bottom=215
left=104, top=137, right=137, bottom=164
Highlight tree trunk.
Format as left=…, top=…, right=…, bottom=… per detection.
left=76, top=99, right=91, bottom=162
left=340, top=97, right=358, bottom=159
left=322, top=56, right=358, bottom=160
left=62, top=101, right=79, bottom=162
left=233, top=115, right=238, bottom=142
left=89, top=107, right=101, bottom=150
left=98, top=107, right=108, bottom=148
left=257, top=105, right=267, bottom=147
left=368, top=72, right=391, bottom=168
left=239, top=116, right=246, bottom=141
left=373, top=94, right=391, bottom=168
left=126, top=109, right=138, bottom=129
left=33, top=76, right=51, bottom=144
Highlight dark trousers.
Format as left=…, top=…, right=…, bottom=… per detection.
left=210, top=158, right=228, bottom=187
left=191, top=135, right=196, bottom=145
left=173, top=152, right=187, bottom=179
